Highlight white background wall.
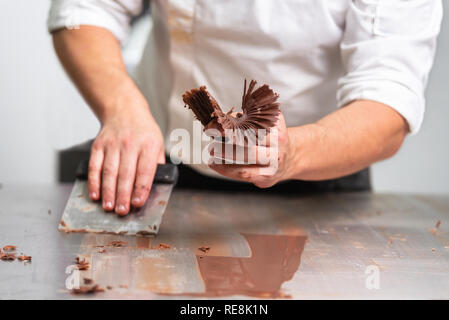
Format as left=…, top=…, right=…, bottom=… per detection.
left=0, top=1, right=448, bottom=193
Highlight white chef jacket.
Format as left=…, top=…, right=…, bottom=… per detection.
left=48, top=0, right=443, bottom=177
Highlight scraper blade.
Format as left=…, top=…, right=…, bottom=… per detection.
left=58, top=160, right=178, bottom=236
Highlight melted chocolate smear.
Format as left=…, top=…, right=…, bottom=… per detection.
left=190, top=233, right=307, bottom=298
left=183, top=79, right=280, bottom=131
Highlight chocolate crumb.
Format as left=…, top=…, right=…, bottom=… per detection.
left=75, top=256, right=90, bottom=270
left=387, top=237, right=394, bottom=246
left=119, top=284, right=128, bottom=289
left=72, top=284, right=105, bottom=294
left=157, top=243, right=172, bottom=250
left=1, top=253, right=17, bottom=261
left=158, top=200, right=167, bottom=206
left=98, top=248, right=105, bottom=253
left=369, top=258, right=384, bottom=270
left=17, top=255, right=32, bottom=262
left=83, top=278, right=93, bottom=285
left=3, top=245, right=17, bottom=252
left=436, top=220, right=441, bottom=229
left=48, top=209, right=51, bottom=215
left=107, top=286, right=113, bottom=290
left=107, top=241, right=128, bottom=247
left=430, top=228, right=438, bottom=235
left=198, top=246, right=210, bottom=254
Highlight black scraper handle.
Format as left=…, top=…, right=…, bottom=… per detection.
left=75, top=159, right=178, bottom=184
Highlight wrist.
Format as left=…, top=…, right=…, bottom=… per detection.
left=283, top=124, right=321, bottom=181
left=100, top=96, right=153, bottom=128
left=280, top=128, right=298, bottom=181
left=96, top=77, right=153, bottom=126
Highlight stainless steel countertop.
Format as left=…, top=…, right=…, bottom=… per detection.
left=0, top=184, right=448, bottom=299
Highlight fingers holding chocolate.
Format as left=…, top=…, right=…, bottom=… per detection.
left=183, top=79, right=290, bottom=187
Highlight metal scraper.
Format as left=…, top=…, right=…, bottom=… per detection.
left=58, top=160, right=178, bottom=236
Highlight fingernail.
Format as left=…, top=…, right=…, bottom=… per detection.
left=104, top=201, right=113, bottom=209
left=117, top=205, right=126, bottom=212
left=132, top=197, right=140, bottom=204
left=90, top=192, right=97, bottom=199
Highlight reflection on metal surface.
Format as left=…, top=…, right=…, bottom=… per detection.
left=194, top=233, right=307, bottom=298
left=74, top=233, right=306, bottom=298
left=1, top=186, right=449, bottom=299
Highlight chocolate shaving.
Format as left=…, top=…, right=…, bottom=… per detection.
left=0, top=245, right=31, bottom=263
left=0, top=253, right=16, bottom=261
left=72, top=284, right=105, bottom=294
left=17, top=255, right=32, bottom=261
left=3, top=245, right=17, bottom=252
left=198, top=246, right=210, bottom=254
left=107, top=241, right=128, bottom=247
left=183, top=79, right=280, bottom=132
left=75, top=256, right=90, bottom=270
left=157, top=243, right=172, bottom=250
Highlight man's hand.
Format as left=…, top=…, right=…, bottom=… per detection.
left=208, top=100, right=408, bottom=187
left=208, top=113, right=292, bottom=188
left=88, top=107, right=165, bottom=215
left=52, top=26, right=165, bottom=215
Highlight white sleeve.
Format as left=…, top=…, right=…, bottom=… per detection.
left=337, top=0, right=443, bottom=134
left=47, top=0, right=143, bottom=45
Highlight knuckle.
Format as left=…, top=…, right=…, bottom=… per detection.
left=278, top=132, right=288, bottom=144
left=102, top=166, right=116, bottom=176
left=121, top=139, right=133, bottom=152
left=134, top=183, right=151, bottom=194
left=91, top=142, right=103, bottom=152
left=145, top=136, right=161, bottom=149
left=88, top=177, right=98, bottom=187
left=88, top=164, right=99, bottom=173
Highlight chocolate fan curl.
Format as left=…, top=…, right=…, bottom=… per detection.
left=182, top=79, right=280, bottom=133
